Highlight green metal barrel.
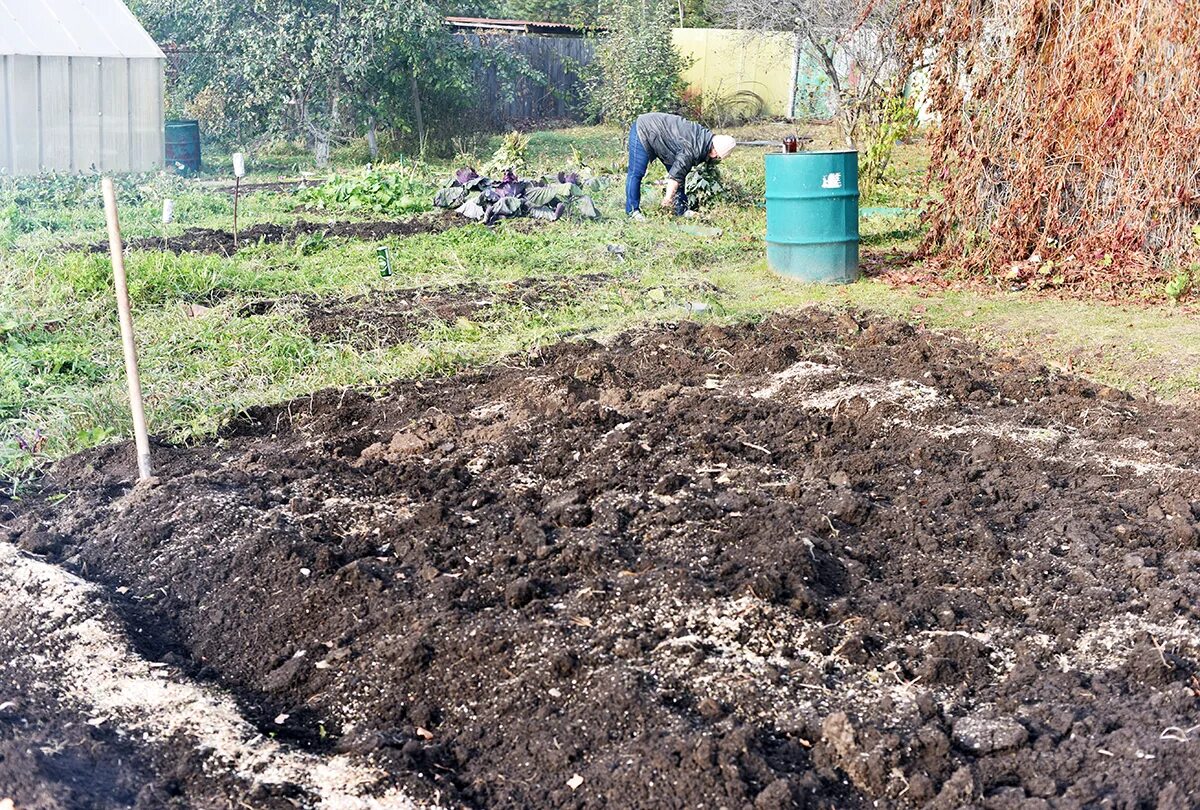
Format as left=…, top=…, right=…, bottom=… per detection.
left=765, top=150, right=860, bottom=283
left=165, top=119, right=202, bottom=173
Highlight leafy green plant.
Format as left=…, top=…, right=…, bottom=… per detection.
left=684, top=163, right=728, bottom=210
left=859, top=95, right=919, bottom=204
left=298, top=165, right=432, bottom=216
left=484, top=132, right=531, bottom=176
left=294, top=231, right=330, bottom=256
left=1165, top=267, right=1194, bottom=301
left=586, top=0, right=690, bottom=125
left=133, top=0, right=480, bottom=160
left=684, top=160, right=761, bottom=209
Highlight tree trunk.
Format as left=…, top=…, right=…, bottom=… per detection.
left=409, top=72, right=426, bottom=157
left=366, top=116, right=379, bottom=160
left=313, top=128, right=331, bottom=167
left=804, top=31, right=854, bottom=144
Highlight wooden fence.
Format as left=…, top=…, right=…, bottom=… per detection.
left=459, top=33, right=595, bottom=126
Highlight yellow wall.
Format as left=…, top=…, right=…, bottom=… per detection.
left=672, top=28, right=798, bottom=118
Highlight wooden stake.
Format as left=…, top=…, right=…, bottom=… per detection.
left=102, top=178, right=153, bottom=481
left=232, top=152, right=245, bottom=250
left=233, top=175, right=240, bottom=250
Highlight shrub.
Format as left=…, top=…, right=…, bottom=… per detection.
left=587, top=0, right=690, bottom=125
left=184, top=86, right=231, bottom=141
left=858, top=95, right=919, bottom=204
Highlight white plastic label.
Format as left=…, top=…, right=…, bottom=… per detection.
left=232, top=152, right=246, bottom=178
left=821, top=172, right=843, bottom=189
left=161, top=199, right=174, bottom=224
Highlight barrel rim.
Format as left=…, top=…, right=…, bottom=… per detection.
left=765, top=149, right=858, bottom=157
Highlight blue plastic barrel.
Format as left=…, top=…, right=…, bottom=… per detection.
left=765, top=150, right=860, bottom=283
left=165, top=119, right=202, bottom=173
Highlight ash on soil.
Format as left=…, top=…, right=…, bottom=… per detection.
left=5, top=308, right=1200, bottom=809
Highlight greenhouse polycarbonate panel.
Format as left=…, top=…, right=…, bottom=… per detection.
left=39, top=56, right=71, bottom=169
left=99, top=57, right=131, bottom=172
left=7, top=56, right=38, bottom=173
left=0, top=0, right=163, bottom=58
left=0, top=54, right=162, bottom=175
left=128, top=58, right=163, bottom=171
left=0, top=57, right=9, bottom=172
left=70, top=57, right=103, bottom=171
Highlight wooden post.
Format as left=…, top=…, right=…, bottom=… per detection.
left=232, top=152, right=246, bottom=250
left=101, top=178, right=153, bottom=481
left=233, top=175, right=240, bottom=249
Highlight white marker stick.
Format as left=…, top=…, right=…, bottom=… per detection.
left=102, top=178, right=153, bottom=481
left=161, top=198, right=174, bottom=251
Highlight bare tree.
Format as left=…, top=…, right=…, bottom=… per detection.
left=719, top=0, right=908, bottom=143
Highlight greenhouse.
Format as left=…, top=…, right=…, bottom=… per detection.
left=0, top=0, right=164, bottom=175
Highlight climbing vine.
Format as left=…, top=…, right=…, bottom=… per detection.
left=902, top=0, right=1200, bottom=295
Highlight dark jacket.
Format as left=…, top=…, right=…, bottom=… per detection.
left=635, top=113, right=715, bottom=183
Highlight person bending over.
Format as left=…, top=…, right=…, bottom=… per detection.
left=625, top=112, right=737, bottom=221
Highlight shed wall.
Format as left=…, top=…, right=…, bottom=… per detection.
left=1, top=55, right=163, bottom=175
left=672, top=29, right=799, bottom=119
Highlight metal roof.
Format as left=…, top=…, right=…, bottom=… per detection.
left=444, top=16, right=598, bottom=36
left=0, top=0, right=164, bottom=58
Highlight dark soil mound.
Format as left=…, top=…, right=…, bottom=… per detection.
left=5, top=308, right=1200, bottom=809
left=85, top=214, right=457, bottom=256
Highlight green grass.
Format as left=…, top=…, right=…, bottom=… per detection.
left=2, top=121, right=1197, bottom=489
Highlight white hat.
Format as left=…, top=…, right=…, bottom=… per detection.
left=712, top=135, right=737, bottom=160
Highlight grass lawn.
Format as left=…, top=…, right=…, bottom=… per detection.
left=2, top=121, right=1197, bottom=489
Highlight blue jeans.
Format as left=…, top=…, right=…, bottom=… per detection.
left=626, top=121, right=688, bottom=215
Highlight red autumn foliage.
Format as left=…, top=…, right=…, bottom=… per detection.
left=901, top=0, right=1200, bottom=294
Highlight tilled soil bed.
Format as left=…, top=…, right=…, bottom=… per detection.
left=4, top=309, right=1200, bottom=809
left=274, top=273, right=615, bottom=349
left=83, top=213, right=458, bottom=256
